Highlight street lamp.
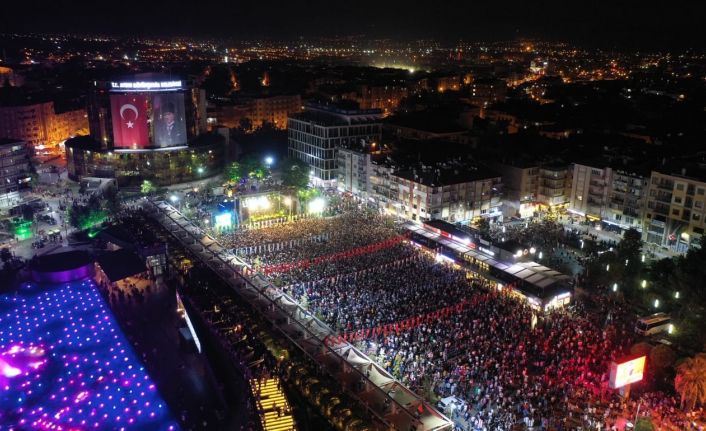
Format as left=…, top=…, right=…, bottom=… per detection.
left=612, top=283, right=618, bottom=292
left=641, top=279, right=647, bottom=288
left=265, top=156, right=274, bottom=167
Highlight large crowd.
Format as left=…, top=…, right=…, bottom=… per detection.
left=224, top=207, right=700, bottom=430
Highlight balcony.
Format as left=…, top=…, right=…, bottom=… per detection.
left=652, top=204, right=670, bottom=216
left=655, top=181, right=674, bottom=191
left=654, top=193, right=672, bottom=204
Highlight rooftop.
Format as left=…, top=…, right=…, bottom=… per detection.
left=385, top=111, right=466, bottom=134
left=96, top=249, right=147, bottom=282
left=0, top=279, right=177, bottom=430
left=394, top=164, right=501, bottom=187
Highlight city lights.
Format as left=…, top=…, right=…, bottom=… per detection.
left=308, top=198, right=326, bottom=214
left=0, top=280, right=178, bottom=430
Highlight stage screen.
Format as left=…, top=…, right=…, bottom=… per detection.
left=609, top=355, right=646, bottom=389
left=111, top=92, right=186, bottom=148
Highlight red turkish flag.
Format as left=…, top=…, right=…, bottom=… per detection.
left=111, top=94, right=149, bottom=148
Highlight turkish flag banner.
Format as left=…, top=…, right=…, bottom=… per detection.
left=111, top=94, right=149, bottom=148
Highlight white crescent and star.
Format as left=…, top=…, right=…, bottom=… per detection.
left=119, top=104, right=138, bottom=128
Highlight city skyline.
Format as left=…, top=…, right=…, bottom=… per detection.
left=3, top=0, right=706, bottom=49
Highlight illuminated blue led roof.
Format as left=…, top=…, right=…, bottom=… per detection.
left=0, top=279, right=179, bottom=430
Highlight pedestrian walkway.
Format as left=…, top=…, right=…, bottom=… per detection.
left=250, top=377, right=296, bottom=431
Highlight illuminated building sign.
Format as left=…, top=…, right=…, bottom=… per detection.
left=110, top=80, right=182, bottom=90
left=609, top=356, right=646, bottom=389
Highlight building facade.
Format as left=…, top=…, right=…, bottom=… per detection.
left=491, top=162, right=539, bottom=218
left=568, top=163, right=609, bottom=221
left=249, top=94, right=301, bottom=129
left=537, top=165, right=570, bottom=208
left=0, top=139, right=31, bottom=208
left=603, top=169, right=648, bottom=231
left=644, top=171, right=706, bottom=253
left=67, top=74, right=223, bottom=187
left=0, top=101, right=87, bottom=153
left=288, top=103, right=382, bottom=186
left=336, top=147, right=372, bottom=198
left=384, top=166, right=503, bottom=223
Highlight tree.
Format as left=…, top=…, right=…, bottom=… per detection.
left=103, top=186, right=121, bottom=216
left=280, top=159, right=310, bottom=190
left=617, top=228, right=643, bottom=278
left=140, top=180, right=156, bottom=195
left=634, top=417, right=654, bottom=431
left=225, top=162, right=243, bottom=183
left=650, top=344, right=676, bottom=374
left=674, top=353, right=706, bottom=410
left=238, top=117, right=253, bottom=132
left=475, top=218, right=491, bottom=239
left=630, top=342, right=652, bottom=358
left=21, top=204, right=35, bottom=222
left=240, top=155, right=267, bottom=179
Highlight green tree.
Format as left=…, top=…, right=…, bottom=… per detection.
left=675, top=353, right=706, bottom=410
left=280, top=158, right=310, bottom=190
left=140, top=180, right=156, bottom=195
left=225, top=162, right=243, bottom=183
left=634, top=417, right=654, bottom=431
left=240, top=155, right=267, bottom=179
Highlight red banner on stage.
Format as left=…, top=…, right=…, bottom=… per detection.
left=111, top=94, right=150, bottom=148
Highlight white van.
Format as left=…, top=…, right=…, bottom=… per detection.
left=635, top=313, right=671, bottom=336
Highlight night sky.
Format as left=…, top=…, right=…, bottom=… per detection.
left=3, top=0, right=705, bottom=48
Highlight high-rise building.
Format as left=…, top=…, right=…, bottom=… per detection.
left=0, top=139, right=31, bottom=208
left=287, top=103, right=382, bottom=187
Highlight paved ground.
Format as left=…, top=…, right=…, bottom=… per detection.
left=103, top=275, right=232, bottom=430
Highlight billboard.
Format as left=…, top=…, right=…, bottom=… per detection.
left=110, top=94, right=150, bottom=148
left=151, top=93, right=186, bottom=147
left=111, top=92, right=186, bottom=149
left=609, top=355, right=646, bottom=389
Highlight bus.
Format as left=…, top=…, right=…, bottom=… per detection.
left=635, top=313, right=671, bottom=336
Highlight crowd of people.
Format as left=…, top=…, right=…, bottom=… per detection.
left=230, top=206, right=699, bottom=430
